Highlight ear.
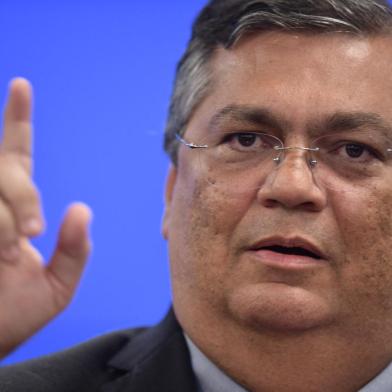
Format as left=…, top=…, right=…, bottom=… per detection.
left=161, top=165, right=177, bottom=240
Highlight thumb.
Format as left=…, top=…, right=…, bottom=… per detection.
left=47, top=203, right=92, bottom=307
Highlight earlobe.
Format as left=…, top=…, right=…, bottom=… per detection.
left=161, top=165, right=177, bottom=240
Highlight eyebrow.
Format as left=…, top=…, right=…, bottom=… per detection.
left=208, top=105, right=392, bottom=140
left=208, top=105, right=290, bottom=135
left=318, top=112, right=392, bottom=139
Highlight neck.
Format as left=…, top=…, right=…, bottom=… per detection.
left=177, top=307, right=392, bottom=392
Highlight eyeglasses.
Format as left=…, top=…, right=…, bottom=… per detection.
left=176, top=131, right=392, bottom=196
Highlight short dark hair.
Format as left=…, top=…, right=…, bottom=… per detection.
left=164, top=0, right=392, bottom=164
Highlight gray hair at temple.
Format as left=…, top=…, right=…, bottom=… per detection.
left=164, top=0, right=392, bottom=164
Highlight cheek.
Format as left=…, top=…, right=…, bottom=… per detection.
left=334, top=188, right=392, bottom=315
left=379, top=192, right=392, bottom=237
left=338, top=189, right=392, bottom=254
left=168, top=164, right=253, bottom=299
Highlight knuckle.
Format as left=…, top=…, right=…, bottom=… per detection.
left=0, top=163, right=39, bottom=208
left=13, top=182, right=40, bottom=207
left=0, top=161, right=42, bottom=235
left=0, top=151, right=30, bottom=173
left=0, top=203, right=17, bottom=244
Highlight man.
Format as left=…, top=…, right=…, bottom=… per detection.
left=1, top=0, right=392, bottom=390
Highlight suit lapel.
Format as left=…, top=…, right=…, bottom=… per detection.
left=101, top=309, right=198, bottom=392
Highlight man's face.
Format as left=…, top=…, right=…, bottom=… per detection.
left=163, top=32, right=392, bottom=337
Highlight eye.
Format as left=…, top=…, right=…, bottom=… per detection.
left=236, top=133, right=258, bottom=147
left=222, top=132, right=277, bottom=152
left=334, top=142, right=383, bottom=163
left=312, top=134, right=389, bottom=170
left=344, top=143, right=367, bottom=159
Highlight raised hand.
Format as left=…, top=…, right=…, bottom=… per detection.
left=0, top=78, right=92, bottom=358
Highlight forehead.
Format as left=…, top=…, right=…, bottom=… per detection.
left=187, top=32, right=392, bottom=136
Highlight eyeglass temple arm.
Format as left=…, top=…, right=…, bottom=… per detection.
left=176, top=134, right=208, bottom=149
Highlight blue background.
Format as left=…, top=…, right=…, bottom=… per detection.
left=2, top=0, right=392, bottom=365
left=0, top=0, right=207, bottom=364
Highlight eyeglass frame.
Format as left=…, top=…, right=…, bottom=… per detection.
left=176, top=133, right=327, bottom=168
left=175, top=131, right=392, bottom=188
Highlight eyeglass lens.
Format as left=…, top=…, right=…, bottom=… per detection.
left=189, top=131, right=392, bottom=196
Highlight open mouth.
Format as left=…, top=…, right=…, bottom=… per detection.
left=261, top=245, right=322, bottom=260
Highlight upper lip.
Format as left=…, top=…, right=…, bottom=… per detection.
left=248, top=236, right=326, bottom=260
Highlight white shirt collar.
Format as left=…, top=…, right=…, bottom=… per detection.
left=358, top=360, right=392, bottom=392
left=185, top=334, right=248, bottom=392
left=185, top=334, right=392, bottom=392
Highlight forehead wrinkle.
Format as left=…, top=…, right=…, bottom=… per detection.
left=208, top=104, right=292, bottom=136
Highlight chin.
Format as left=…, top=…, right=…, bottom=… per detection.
left=227, top=283, right=337, bottom=333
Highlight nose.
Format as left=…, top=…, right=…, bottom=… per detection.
left=257, top=150, right=327, bottom=211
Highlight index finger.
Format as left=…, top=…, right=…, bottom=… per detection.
left=2, top=78, right=33, bottom=173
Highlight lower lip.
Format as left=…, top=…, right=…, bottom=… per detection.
left=249, top=249, right=326, bottom=270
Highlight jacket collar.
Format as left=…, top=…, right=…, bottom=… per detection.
left=101, top=308, right=198, bottom=392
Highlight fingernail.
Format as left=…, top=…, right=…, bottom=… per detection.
left=23, top=218, right=42, bottom=235
left=1, top=244, right=20, bottom=261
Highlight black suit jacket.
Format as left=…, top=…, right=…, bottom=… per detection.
left=0, top=309, right=198, bottom=392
